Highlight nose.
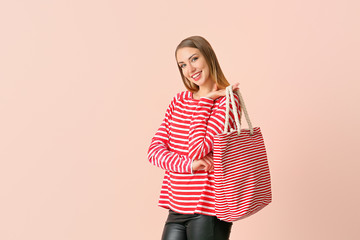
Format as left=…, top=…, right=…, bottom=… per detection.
left=188, top=62, right=196, bottom=74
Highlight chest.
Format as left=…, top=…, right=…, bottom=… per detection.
left=167, top=100, right=219, bottom=141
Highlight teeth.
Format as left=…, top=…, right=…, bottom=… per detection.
left=192, top=72, right=201, bottom=78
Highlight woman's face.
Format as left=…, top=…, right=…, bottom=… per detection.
left=176, top=47, right=213, bottom=87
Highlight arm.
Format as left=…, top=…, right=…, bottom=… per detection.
left=147, top=95, right=193, bottom=174
left=188, top=93, right=241, bottom=161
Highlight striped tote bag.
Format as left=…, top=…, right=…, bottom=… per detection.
left=213, top=85, right=272, bottom=222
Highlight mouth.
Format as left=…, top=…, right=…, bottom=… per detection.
left=191, top=71, right=202, bottom=81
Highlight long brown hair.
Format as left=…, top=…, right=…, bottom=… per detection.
left=175, top=36, right=230, bottom=92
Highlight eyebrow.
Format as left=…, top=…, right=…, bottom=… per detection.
left=177, top=53, right=197, bottom=64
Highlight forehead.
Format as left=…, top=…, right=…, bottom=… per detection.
left=176, top=47, right=201, bottom=61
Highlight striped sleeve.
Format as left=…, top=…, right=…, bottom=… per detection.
left=188, top=93, right=241, bottom=161
left=147, top=94, right=193, bottom=173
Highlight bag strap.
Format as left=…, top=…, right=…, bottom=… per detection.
left=224, top=85, right=254, bottom=135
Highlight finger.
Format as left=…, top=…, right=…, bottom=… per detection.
left=209, top=160, right=214, bottom=172
left=203, top=156, right=212, bottom=166
left=205, top=154, right=214, bottom=163
left=232, top=82, right=240, bottom=90
left=200, top=159, right=209, bottom=171
left=205, top=160, right=213, bottom=172
left=194, top=159, right=205, bottom=171
left=203, top=157, right=213, bottom=171
left=209, top=164, right=214, bottom=172
left=198, top=159, right=210, bottom=171
left=203, top=161, right=211, bottom=171
left=208, top=153, right=215, bottom=171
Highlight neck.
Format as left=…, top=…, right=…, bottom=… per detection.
left=195, top=79, right=215, bottom=98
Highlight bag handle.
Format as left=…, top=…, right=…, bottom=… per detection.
left=224, top=85, right=254, bottom=136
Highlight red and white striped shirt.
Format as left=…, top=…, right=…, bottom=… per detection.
left=148, top=90, right=240, bottom=216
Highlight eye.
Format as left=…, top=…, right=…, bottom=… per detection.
left=180, top=63, right=186, bottom=68
left=191, top=57, right=198, bottom=62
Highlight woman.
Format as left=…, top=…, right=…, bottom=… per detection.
left=148, top=35, right=241, bottom=240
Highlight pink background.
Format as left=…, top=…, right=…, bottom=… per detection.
left=1, top=0, right=359, bottom=239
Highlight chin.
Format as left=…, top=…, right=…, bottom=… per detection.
left=188, top=76, right=208, bottom=87
left=194, top=80, right=207, bottom=87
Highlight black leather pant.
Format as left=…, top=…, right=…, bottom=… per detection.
left=161, top=210, right=233, bottom=240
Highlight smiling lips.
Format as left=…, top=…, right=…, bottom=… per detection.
left=191, top=71, right=202, bottom=81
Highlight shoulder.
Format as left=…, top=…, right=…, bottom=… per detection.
left=166, top=91, right=191, bottom=109
left=170, top=91, right=190, bottom=102
left=177, top=90, right=191, bottom=100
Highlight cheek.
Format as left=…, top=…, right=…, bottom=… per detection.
left=183, top=69, right=189, bottom=77
left=203, top=65, right=210, bottom=75
left=181, top=69, right=187, bottom=76
left=199, top=62, right=207, bottom=72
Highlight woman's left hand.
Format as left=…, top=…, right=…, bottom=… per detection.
left=206, top=82, right=240, bottom=100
